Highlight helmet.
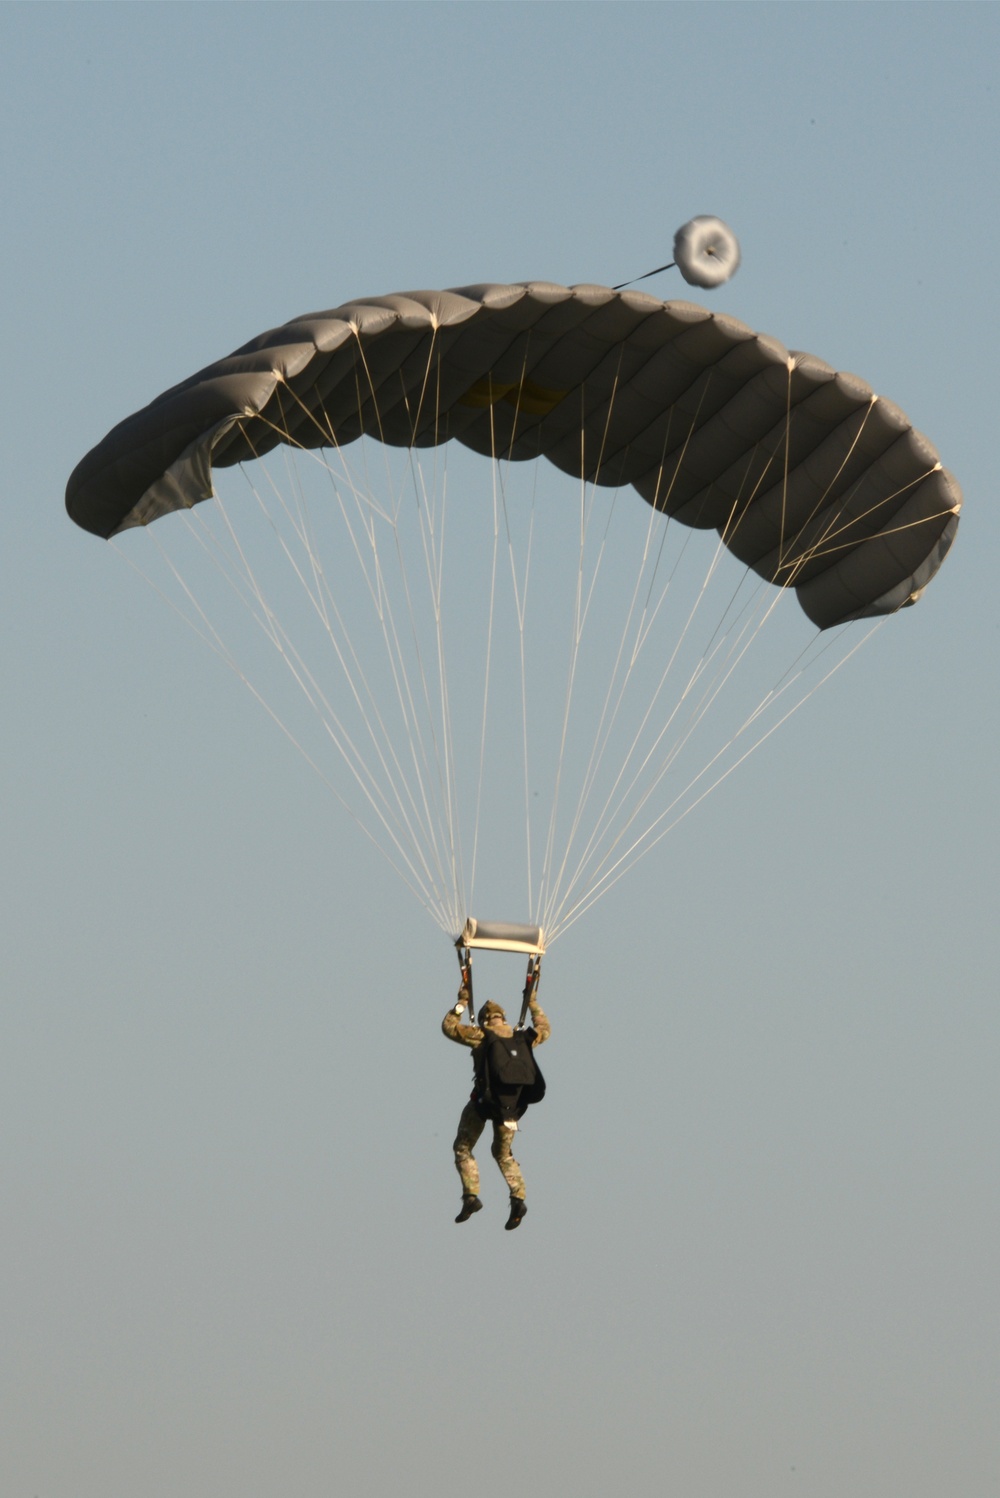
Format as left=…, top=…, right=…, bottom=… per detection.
left=478, top=1001, right=506, bottom=1026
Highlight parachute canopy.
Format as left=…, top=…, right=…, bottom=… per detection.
left=67, top=281, right=960, bottom=630
left=66, top=279, right=962, bottom=944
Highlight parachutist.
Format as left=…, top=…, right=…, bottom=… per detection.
left=443, top=987, right=550, bottom=1226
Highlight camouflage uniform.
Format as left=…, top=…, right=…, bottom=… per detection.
left=443, top=998, right=551, bottom=1202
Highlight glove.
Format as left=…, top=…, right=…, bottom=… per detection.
left=457, top=987, right=470, bottom=1007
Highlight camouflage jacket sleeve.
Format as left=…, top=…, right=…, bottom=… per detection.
left=442, top=1008, right=484, bottom=1048
left=526, top=997, right=551, bottom=1046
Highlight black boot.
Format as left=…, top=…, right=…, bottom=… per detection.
left=455, top=1194, right=483, bottom=1223
left=505, top=1198, right=527, bottom=1231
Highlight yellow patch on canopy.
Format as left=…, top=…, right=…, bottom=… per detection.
left=459, top=376, right=567, bottom=415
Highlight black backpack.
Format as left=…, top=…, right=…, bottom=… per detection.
left=475, top=1030, right=547, bottom=1123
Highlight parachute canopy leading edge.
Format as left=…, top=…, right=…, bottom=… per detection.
left=66, top=281, right=960, bottom=631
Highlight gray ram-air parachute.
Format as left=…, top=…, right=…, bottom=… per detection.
left=66, top=281, right=958, bottom=629
left=66, top=227, right=960, bottom=945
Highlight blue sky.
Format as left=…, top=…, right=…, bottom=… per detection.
left=2, top=5, right=997, bottom=1496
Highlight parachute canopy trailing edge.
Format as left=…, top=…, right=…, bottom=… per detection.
left=66, top=281, right=960, bottom=630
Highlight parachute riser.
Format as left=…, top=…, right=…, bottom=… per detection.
left=517, top=954, right=541, bottom=1031
left=455, top=942, right=474, bottom=1013
left=454, top=919, right=545, bottom=1028
left=454, top=942, right=540, bottom=1030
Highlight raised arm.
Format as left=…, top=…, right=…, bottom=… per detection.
left=526, top=996, right=550, bottom=1046
left=442, top=987, right=483, bottom=1047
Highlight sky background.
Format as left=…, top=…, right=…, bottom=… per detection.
left=2, top=4, right=997, bottom=1497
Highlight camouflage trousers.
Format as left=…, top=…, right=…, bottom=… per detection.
left=453, top=1099, right=526, bottom=1201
